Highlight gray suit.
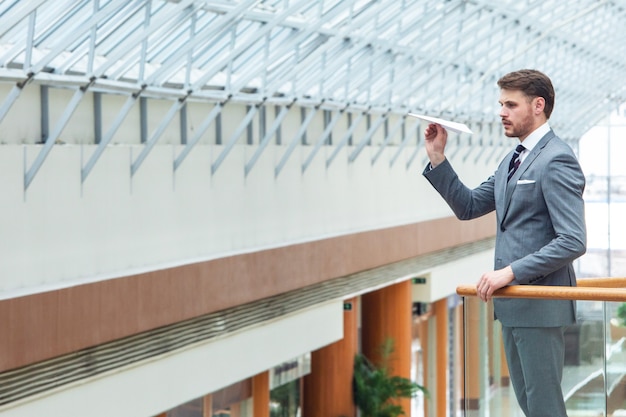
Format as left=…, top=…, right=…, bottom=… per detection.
left=424, top=130, right=586, bottom=416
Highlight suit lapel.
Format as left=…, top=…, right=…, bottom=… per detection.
left=500, top=131, right=555, bottom=227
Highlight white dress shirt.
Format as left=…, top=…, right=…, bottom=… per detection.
left=517, top=122, right=551, bottom=163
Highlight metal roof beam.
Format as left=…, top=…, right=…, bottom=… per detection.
left=173, top=102, right=224, bottom=172
left=228, top=1, right=353, bottom=96
left=0, top=0, right=48, bottom=39
left=389, top=118, right=421, bottom=168
left=348, top=113, right=388, bottom=163
left=180, top=0, right=313, bottom=97
left=371, top=116, right=405, bottom=165
left=275, top=105, right=319, bottom=177
left=211, top=103, right=260, bottom=175
left=103, top=0, right=198, bottom=81
left=81, top=93, right=142, bottom=184
left=302, top=109, right=344, bottom=174
left=26, top=0, right=129, bottom=75
left=145, top=0, right=260, bottom=86
left=325, top=111, right=366, bottom=168
left=245, top=102, right=294, bottom=176
left=25, top=84, right=93, bottom=190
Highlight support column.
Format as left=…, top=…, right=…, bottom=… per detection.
left=500, top=330, right=510, bottom=386
left=434, top=297, right=449, bottom=417
left=462, top=297, right=482, bottom=410
left=230, top=403, right=241, bottom=417
left=487, top=302, right=495, bottom=387
left=203, top=394, right=213, bottom=417
left=419, top=315, right=430, bottom=417
left=303, top=297, right=358, bottom=417
left=454, top=303, right=464, bottom=417
left=361, top=281, right=412, bottom=414
left=252, top=371, right=270, bottom=417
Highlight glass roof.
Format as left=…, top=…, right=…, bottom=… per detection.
left=1, top=0, right=626, bottom=142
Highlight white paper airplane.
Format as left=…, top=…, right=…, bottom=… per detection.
left=408, top=113, right=473, bottom=135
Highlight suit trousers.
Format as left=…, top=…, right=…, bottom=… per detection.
left=501, top=326, right=567, bottom=417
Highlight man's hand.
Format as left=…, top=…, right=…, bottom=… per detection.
left=424, top=123, right=448, bottom=168
left=476, top=266, right=515, bottom=302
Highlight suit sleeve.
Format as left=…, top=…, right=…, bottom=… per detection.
left=423, top=159, right=496, bottom=220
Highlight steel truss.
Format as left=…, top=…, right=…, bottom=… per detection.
left=1, top=0, right=625, bottom=189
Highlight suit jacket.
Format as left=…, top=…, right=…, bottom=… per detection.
left=423, top=130, right=586, bottom=327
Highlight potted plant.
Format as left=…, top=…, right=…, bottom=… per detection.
left=352, top=339, right=426, bottom=417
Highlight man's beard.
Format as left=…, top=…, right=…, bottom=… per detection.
left=504, top=115, right=534, bottom=138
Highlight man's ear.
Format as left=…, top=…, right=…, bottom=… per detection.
left=534, top=97, right=545, bottom=115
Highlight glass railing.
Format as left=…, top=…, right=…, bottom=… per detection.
left=458, top=278, right=626, bottom=417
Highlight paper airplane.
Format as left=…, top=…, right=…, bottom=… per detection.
left=408, top=113, right=473, bottom=135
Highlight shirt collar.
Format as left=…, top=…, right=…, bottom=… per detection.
left=519, top=122, right=550, bottom=152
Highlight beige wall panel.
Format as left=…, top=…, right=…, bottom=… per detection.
left=0, top=84, right=41, bottom=144
left=221, top=103, right=248, bottom=145
left=0, top=214, right=495, bottom=371
left=279, top=105, right=306, bottom=145
left=307, top=110, right=326, bottom=144
left=350, top=111, right=368, bottom=146
left=1, top=140, right=497, bottom=297
left=104, top=94, right=142, bottom=145
left=45, top=88, right=91, bottom=144
left=369, top=113, right=386, bottom=146
left=142, top=97, right=181, bottom=145
left=185, top=101, right=219, bottom=145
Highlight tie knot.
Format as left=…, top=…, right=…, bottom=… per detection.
left=515, top=144, right=525, bottom=154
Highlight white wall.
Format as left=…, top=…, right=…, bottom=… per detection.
left=0, top=138, right=498, bottom=298
left=0, top=84, right=500, bottom=298
left=0, top=84, right=42, bottom=144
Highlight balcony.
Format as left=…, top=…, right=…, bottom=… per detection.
left=458, top=278, right=626, bottom=417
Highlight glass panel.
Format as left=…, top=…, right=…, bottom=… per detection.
left=270, top=379, right=301, bottom=417
left=563, top=300, right=606, bottom=416
left=606, top=300, right=626, bottom=416
left=462, top=298, right=609, bottom=417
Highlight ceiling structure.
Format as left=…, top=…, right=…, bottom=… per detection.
left=1, top=0, right=625, bottom=152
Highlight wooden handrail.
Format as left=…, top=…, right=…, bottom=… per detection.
left=577, top=277, right=626, bottom=288
left=457, top=277, right=626, bottom=302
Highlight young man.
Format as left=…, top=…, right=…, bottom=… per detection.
left=423, top=69, right=586, bottom=417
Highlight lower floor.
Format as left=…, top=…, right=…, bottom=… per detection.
left=6, top=241, right=626, bottom=417
left=158, top=280, right=465, bottom=417
left=159, top=293, right=626, bottom=417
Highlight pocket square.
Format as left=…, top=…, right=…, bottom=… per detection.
left=517, top=179, right=535, bottom=184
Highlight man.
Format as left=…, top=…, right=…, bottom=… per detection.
left=423, top=69, right=586, bottom=417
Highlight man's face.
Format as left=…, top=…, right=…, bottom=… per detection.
left=498, top=89, right=540, bottom=141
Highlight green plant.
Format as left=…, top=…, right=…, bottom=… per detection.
left=617, top=303, right=626, bottom=327
left=352, top=339, right=426, bottom=417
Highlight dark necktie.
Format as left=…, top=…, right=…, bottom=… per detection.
left=507, top=144, right=525, bottom=181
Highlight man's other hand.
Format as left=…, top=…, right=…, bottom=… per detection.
left=476, top=266, right=515, bottom=302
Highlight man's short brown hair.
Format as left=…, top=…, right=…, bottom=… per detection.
left=497, top=69, right=555, bottom=119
